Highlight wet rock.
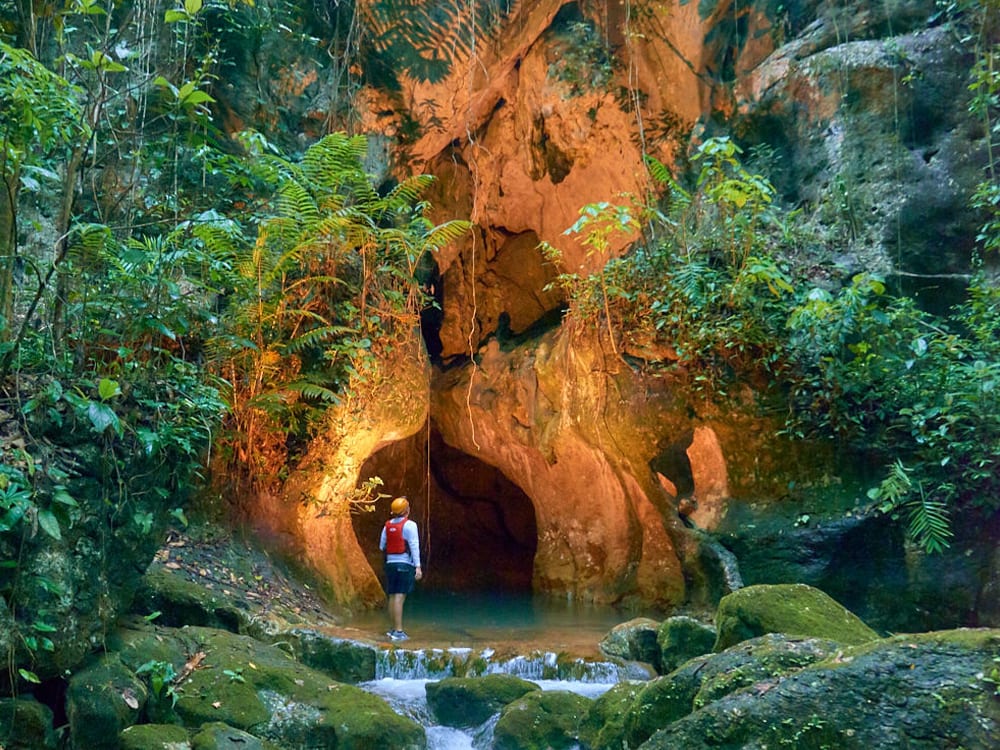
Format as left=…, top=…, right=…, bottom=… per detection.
left=578, top=681, right=644, bottom=750
left=66, top=654, right=148, bottom=750
left=425, top=673, right=540, bottom=727
left=714, top=583, right=881, bottom=650
left=623, top=634, right=841, bottom=749
left=599, top=617, right=662, bottom=668
left=288, top=629, right=377, bottom=684
left=493, top=689, right=593, bottom=750
left=0, top=696, right=57, bottom=750
left=656, top=616, right=717, bottom=674
left=639, top=629, right=1000, bottom=750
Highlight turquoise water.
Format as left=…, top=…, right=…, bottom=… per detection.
left=338, top=591, right=655, bottom=653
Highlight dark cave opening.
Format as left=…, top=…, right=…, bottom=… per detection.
left=352, top=425, right=538, bottom=593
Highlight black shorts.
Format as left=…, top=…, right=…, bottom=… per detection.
left=385, top=563, right=416, bottom=595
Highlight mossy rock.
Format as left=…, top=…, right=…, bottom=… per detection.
left=492, top=690, right=592, bottom=750
left=288, top=629, right=377, bottom=683
left=66, top=653, right=149, bottom=750
left=640, top=628, right=1000, bottom=749
left=713, top=583, right=880, bottom=650
left=598, top=617, right=662, bottom=668
left=577, top=680, right=644, bottom=750
left=425, top=674, right=540, bottom=727
left=0, top=697, right=57, bottom=749
left=134, top=568, right=246, bottom=633
left=172, top=626, right=424, bottom=749
left=191, top=722, right=282, bottom=749
left=622, top=633, right=840, bottom=748
left=119, top=723, right=191, bottom=749
left=656, top=615, right=717, bottom=674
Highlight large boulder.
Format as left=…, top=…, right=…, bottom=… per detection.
left=713, top=583, right=881, bottom=650
left=622, top=634, right=841, bottom=749
left=639, top=629, right=1000, bottom=749
left=119, top=724, right=192, bottom=750
left=111, top=624, right=425, bottom=749
left=492, top=689, right=593, bottom=750
left=425, top=674, right=540, bottom=727
left=66, top=654, right=148, bottom=750
left=578, top=681, right=645, bottom=750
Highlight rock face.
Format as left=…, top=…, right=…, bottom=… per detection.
left=203, top=0, right=996, bottom=620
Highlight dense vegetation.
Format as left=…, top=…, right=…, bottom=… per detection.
left=0, top=0, right=996, bottom=689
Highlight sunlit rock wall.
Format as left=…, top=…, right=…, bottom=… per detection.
left=219, top=0, right=992, bottom=612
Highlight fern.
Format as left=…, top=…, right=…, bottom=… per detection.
left=905, top=490, right=954, bottom=554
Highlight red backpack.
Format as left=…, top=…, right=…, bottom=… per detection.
left=384, top=518, right=408, bottom=555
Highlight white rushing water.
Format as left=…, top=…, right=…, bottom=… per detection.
left=362, top=673, right=617, bottom=750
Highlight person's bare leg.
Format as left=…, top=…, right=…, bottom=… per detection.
left=388, top=594, right=406, bottom=632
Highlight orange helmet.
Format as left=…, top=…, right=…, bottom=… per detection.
left=390, top=497, right=410, bottom=516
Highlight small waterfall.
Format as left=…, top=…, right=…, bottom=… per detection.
left=365, top=645, right=649, bottom=749
left=376, top=645, right=647, bottom=682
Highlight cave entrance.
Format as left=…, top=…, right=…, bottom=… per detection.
left=352, top=425, right=537, bottom=593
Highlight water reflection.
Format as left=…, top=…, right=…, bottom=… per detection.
left=341, top=591, right=654, bottom=653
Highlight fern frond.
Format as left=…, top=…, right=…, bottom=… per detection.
left=282, top=324, right=355, bottom=355
left=284, top=378, right=342, bottom=404
left=422, top=219, right=473, bottom=251
left=905, top=491, right=953, bottom=554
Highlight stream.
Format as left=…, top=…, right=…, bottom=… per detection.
left=344, top=592, right=656, bottom=749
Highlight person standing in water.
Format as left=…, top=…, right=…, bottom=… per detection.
left=379, top=496, right=422, bottom=640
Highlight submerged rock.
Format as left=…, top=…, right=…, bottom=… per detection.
left=713, top=583, right=881, bottom=650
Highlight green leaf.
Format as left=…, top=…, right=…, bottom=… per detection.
left=164, top=8, right=187, bottom=22
left=37, top=509, right=61, bottom=540
left=87, top=402, right=122, bottom=435
left=98, top=378, right=120, bottom=401
left=184, top=0, right=202, bottom=14
left=18, top=669, right=41, bottom=684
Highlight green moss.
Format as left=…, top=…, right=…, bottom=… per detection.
left=119, top=723, right=191, bottom=750
left=426, top=674, right=540, bottom=727
left=714, top=584, right=880, bottom=651
left=0, top=697, right=57, bottom=750
left=190, top=722, right=282, bottom=749
left=66, top=654, right=149, bottom=750
left=578, top=681, right=644, bottom=750
left=493, top=690, right=592, bottom=750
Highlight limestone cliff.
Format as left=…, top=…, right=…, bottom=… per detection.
left=217, top=0, right=997, bottom=620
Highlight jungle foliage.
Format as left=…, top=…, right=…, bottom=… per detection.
left=0, top=0, right=467, bottom=657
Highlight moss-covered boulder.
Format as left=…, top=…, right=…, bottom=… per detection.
left=656, top=616, right=717, bottom=674
left=714, top=583, right=880, bottom=650
left=111, top=624, right=423, bottom=749
left=492, top=690, right=592, bottom=750
left=191, top=722, right=283, bottom=749
left=66, top=653, right=148, bottom=749
left=598, top=617, right=662, bottom=668
left=425, top=674, right=540, bottom=727
left=640, top=629, right=1000, bottom=749
left=0, top=696, right=57, bottom=749
left=134, top=568, right=246, bottom=633
left=577, top=680, right=644, bottom=750
left=623, top=634, right=841, bottom=748
left=119, top=723, right=192, bottom=750
left=288, top=629, right=377, bottom=683
left=171, top=626, right=424, bottom=749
